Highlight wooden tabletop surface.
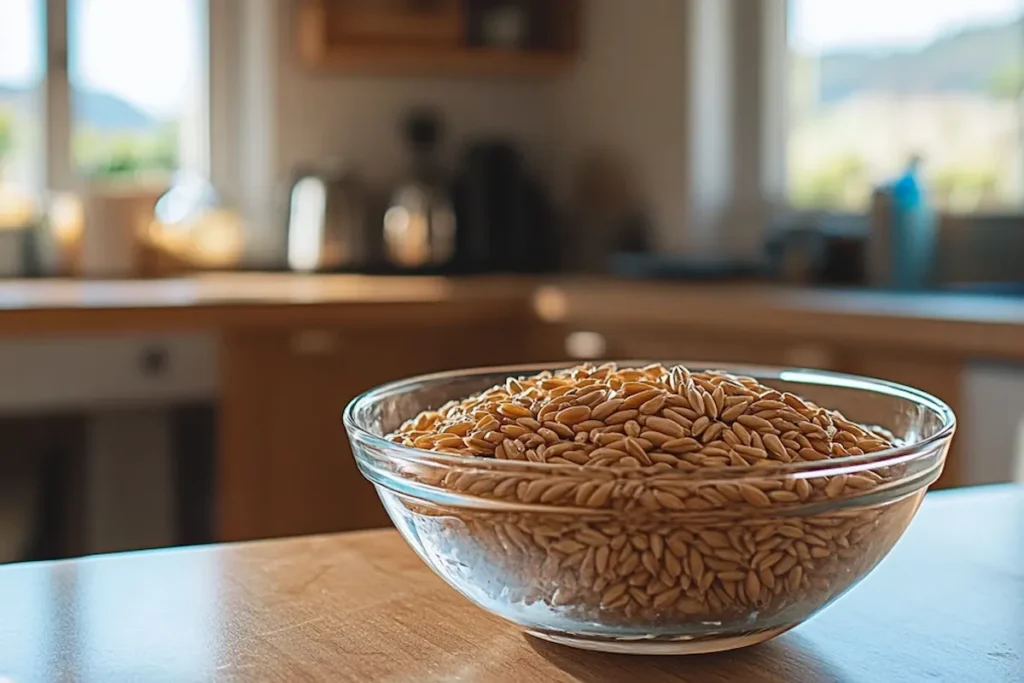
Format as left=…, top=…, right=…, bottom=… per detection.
left=0, top=485, right=1020, bottom=683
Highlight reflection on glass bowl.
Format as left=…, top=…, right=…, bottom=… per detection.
left=344, top=363, right=955, bottom=654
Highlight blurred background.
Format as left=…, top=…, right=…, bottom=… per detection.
left=1, top=0, right=1023, bottom=563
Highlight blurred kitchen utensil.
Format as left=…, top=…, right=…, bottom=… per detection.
left=867, top=157, right=937, bottom=290
left=382, top=109, right=457, bottom=272
left=764, top=213, right=867, bottom=286
left=286, top=160, right=370, bottom=273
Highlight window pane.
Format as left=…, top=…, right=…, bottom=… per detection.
left=69, top=0, right=207, bottom=183
left=0, top=0, right=44, bottom=227
left=788, top=0, right=1024, bottom=213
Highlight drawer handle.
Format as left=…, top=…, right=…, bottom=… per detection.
left=139, top=346, right=170, bottom=377
left=290, top=330, right=338, bottom=356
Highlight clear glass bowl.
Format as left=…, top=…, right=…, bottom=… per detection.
left=343, top=363, right=955, bottom=654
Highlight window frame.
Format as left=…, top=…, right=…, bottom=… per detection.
left=38, top=0, right=212, bottom=193
left=24, top=0, right=278, bottom=266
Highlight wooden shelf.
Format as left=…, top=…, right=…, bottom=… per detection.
left=304, top=45, right=573, bottom=78
left=298, top=0, right=580, bottom=79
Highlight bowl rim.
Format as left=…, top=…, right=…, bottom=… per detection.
left=342, top=361, right=957, bottom=479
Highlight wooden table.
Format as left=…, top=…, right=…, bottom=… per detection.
left=0, top=486, right=1020, bottom=682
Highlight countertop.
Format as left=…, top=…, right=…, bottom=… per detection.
left=543, top=280, right=1024, bottom=358
left=0, top=274, right=537, bottom=335
left=1, top=484, right=1020, bottom=682
left=2, top=273, right=1024, bottom=357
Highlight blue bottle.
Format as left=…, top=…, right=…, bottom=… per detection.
left=888, top=156, right=936, bottom=290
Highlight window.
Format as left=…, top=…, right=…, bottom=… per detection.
left=0, top=0, right=207, bottom=230
left=69, top=0, right=207, bottom=181
left=787, top=0, right=1024, bottom=213
left=0, top=0, right=44, bottom=227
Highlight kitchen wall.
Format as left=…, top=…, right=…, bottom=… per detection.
left=551, top=0, right=692, bottom=254
left=233, top=1, right=696, bottom=261
left=245, top=0, right=559, bottom=262
left=275, top=8, right=558, bottom=182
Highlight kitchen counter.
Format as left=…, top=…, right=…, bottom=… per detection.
left=545, top=280, right=1024, bottom=359
left=1, top=484, right=1020, bottom=682
left=0, top=272, right=1020, bottom=537
left=1, top=273, right=1024, bottom=358
left=0, top=274, right=537, bottom=336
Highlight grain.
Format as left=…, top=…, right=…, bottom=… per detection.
left=389, top=363, right=908, bottom=629
left=556, top=405, right=593, bottom=426
left=645, top=416, right=687, bottom=438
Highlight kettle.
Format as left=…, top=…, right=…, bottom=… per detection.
left=286, top=161, right=369, bottom=273
left=382, top=110, right=456, bottom=271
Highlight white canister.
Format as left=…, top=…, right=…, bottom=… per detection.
left=79, top=186, right=163, bottom=278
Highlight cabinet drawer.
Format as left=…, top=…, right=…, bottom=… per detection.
left=843, top=351, right=963, bottom=489
left=0, top=334, right=217, bottom=413
left=562, top=324, right=837, bottom=370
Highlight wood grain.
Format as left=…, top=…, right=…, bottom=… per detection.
left=0, top=485, right=1019, bottom=683
left=295, top=0, right=580, bottom=78
left=218, top=316, right=539, bottom=542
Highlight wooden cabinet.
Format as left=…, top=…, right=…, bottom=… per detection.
left=217, top=297, right=970, bottom=543
left=218, top=316, right=534, bottom=542
left=297, top=0, right=581, bottom=78
left=841, top=351, right=964, bottom=490
left=558, top=323, right=839, bottom=371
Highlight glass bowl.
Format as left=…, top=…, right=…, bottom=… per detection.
left=343, top=363, right=955, bottom=655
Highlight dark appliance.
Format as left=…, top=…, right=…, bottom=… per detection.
left=764, top=215, right=868, bottom=286
left=453, top=141, right=556, bottom=273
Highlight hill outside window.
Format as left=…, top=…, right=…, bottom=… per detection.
left=787, top=0, right=1024, bottom=214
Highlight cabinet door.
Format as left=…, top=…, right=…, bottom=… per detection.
left=218, top=322, right=525, bottom=542
left=843, top=352, right=964, bottom=490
